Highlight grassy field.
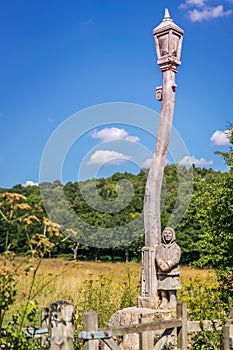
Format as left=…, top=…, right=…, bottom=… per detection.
left=1, top=257, right=216, bottom=328
left=13, top=258, right=214, bottom=307
left=32, top=258, right=214, bottom=282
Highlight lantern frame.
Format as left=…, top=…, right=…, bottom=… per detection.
left=153, top=9, right=184, bottom=71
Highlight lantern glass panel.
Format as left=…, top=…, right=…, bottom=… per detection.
left=158, top=34, right=169, bottom=57
left=172, top=33, right=180, bottom=58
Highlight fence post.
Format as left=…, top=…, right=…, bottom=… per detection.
left=48, top=300, right=74, bottom=350
left=140, top=316, right=154, bottom=350
left=83, top=311, right=99, bottom=350
left=224, top=307, right=233, bottom=350
left=177, top=302, right=187, bottom=350
left=41, top=307, right=49, bottom=348
left=224, top=324, right=233, bottom=350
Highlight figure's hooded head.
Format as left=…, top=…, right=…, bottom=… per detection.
left=162, top=227, right=175, bottom=244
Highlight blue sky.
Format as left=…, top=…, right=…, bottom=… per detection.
left=0, top=0, right=233, bottom=188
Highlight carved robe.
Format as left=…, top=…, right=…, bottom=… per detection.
left=156, top=236, right=181, bottom=291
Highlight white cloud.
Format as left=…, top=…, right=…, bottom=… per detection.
left=188, top=5, right=232, bottom=22
left=179, top=0, right=206, bottom=9
left=22, top=180, right=39, bottom=187
left=179, top=0, right=233, bottom=22
left=91, top=127, right=140, bottom=143
left=91, top=128, right=127, bottom=141
left=87, top=150, right=131, bottom=166
left=125, top=135, right=140, bottom=142
left=210, top=129, right=230, bottom=146
left=178, top=155, right=213, bottom=166
left=141, top=158, right=152, bottom=168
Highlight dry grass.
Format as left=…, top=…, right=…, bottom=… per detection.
left=180, top=264, right=215, bottom=283
left=37, top=258, right=214, bottom=282
left=6, top=259, right=141, bottom=315
left=1, top=257, right=215, bottom=324
left=36, top=258, right=214, bottom=281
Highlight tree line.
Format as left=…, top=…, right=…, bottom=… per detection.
left=0, top=124, right=232, bottom=268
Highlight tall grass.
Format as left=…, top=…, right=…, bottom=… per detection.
left=3, top=259, right=141, bottom=320
left=3, top=258, right=214, bottom=319
left=1, top=257, right=228, bottom=349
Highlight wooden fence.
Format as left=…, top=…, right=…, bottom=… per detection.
left=3, top=301, right=233, bottom=349
left=79, top=303, right=187, bottom=350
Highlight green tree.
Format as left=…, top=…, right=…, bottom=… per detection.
left=193, top=173, right=233, bottom=269
left=215, top=122, right=233, bottom=172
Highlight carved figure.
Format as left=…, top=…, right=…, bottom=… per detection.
left=155, top=227, right=181, bottom=309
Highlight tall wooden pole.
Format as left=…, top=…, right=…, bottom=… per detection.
left=138, top=9, right=184, bottom=309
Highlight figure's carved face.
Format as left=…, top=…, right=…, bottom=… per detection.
left=162, top=228, right=173, bottom=243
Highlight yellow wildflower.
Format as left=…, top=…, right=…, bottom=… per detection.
left=13, top=203, right=32, bottom=211
left=23, top=215, right=41, bottom=225
left=0, top=192, right=26, bottom=203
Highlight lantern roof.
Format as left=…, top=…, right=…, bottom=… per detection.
left=153, top=8, right=184, bottom=35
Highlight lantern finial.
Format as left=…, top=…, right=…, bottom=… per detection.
left=164, top=8, right=171, bottom=20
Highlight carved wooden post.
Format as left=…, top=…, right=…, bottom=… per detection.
left=139, top=9, right=184, bottom=309
left=140, top=316, right=154, bottom=350
left=224, top=307, right=233, bottom=350
left=83, top=310, right=99, bottom=350
left=41, top=307, right=49, bottom=348
left=48, top=300, right=74, bottom=350
left=177, top=302, right=187, bottom=350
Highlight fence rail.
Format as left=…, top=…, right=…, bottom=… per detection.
left=2, top=301, right=233, bottom=349
left=79, top=304, right=187, bottom=350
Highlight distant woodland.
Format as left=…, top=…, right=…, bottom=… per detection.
left=0, top=123, right=232, bottom=267
left=0, top=162, right=232, bottom=268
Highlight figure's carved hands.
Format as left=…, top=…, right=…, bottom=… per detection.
left=157, top=259, right=170, bottom=272
left=160, top=262, right=170, bottom=271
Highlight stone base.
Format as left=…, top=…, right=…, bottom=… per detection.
left=105, top=306, right=176, bottom=350
left=137, top=296, right=160, bottom=309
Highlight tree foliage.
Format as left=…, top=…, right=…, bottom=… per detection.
left=0, top=162, right=232, bottom=266
left=215, top=122, right=233, bottom=172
